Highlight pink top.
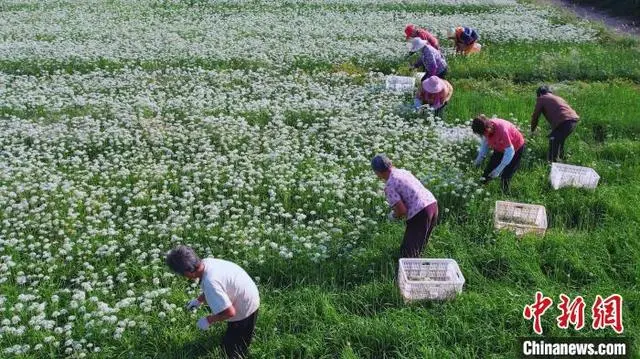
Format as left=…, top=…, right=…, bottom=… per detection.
left=416, top=29, right=440, bottom=50
left=384, top=168, right=437, bottom=220
left=485, top=118, right=525, bottom=152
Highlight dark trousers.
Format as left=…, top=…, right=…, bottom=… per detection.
left=223, top=310, right=258, bottom=359
left=420, top=68, right=447, bottom=83
left=433, top=102, right=448, bottom=119
left=548, top=120, right=578, bottom=162
left=483, top=145, right=525, bottom=192
left=401, top=202, right=439, bottom=258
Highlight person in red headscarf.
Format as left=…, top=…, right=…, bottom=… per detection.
left=404, top=24, right=439, bottom=50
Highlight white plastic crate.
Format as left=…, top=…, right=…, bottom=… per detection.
left=398, top=258, right=465, bottom=302
left=385, top=75, right=416, bottom=92
left=494, top=201, right=547, bottom=237
left=550, top=162, right=600, bottom=190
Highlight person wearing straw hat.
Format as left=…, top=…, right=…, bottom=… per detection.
left=472, top=115, right=526, bottom=192
left=166, top=245, right=260, bottom=359
left=414, top=75, right=453, bottom=118
left=447, top=26, right=481, bottom=55
left=404, top=24, right=440, bottom=50
left=371, top=154, right=439, bottom=258
left=408, top=37, right=448, bottom=83
left=530, top=85, right=580, bottom=162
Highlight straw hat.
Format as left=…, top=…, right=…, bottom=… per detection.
left=408, top=37, right=427, bottom=53
left=422, top=76, right=444, bottom=93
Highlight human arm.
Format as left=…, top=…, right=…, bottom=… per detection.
left=426, top=48, right=437, bottom=76
left=391, top=200, right=408, bottom=219
left=186, top=293, right=206, bottom=310
left=197, top=306, right=236, bottom=330
left=473, top=136, right=489, bottom=167
left=531, top=98, right=543, bottom=132
left=206, top=306, right=236, bottom=324
left=197, top=280, right=237, bottom=330
left=385, top=185, right=407, bottom=220
left=490, top=145, right=515, bottom=177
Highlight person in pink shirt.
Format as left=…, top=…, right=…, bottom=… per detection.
left=404, top=24, right=440, bottom=50
left=471, top=115, right=526, bottom=192
left=371, top=154, right=439, bottom=258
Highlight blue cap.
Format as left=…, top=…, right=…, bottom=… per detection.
left=371, top=154, right=392, bottom=172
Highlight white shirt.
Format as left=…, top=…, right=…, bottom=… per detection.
left=200, top=258, right=260, bottom=322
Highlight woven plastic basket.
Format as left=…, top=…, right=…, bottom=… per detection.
left=494, top=201, right=547, bottom=237
left=550, top=162, right=600, bottom=190
left=385, top=75, right=416, bottom=92
left=398, top=258, right=465, bottom=302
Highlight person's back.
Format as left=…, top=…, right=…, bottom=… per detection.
left=420, top=45, right=447, bottom=74
left=535, top=93, right=579, bottom=130
left=201, top=258, right=260, bottom=322
left=385, top=168, right=436, bottom=220
left=487, top=118, right=525, bottom=152
left=416, top=28, right=439, bottom=49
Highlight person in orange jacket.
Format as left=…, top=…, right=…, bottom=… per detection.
left=405, top=24, right=439, bottom=50
left=447, top=26, right=481, bottom=55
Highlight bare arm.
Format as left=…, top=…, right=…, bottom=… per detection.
left=531, top=99, right=543, bottom=132
left=205, top=305, right=236, bottom=324
left=392, top=200, right=408, bottom=219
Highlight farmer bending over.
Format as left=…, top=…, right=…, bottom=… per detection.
left=404, top=24, right=440, bottom=50
left=372, top=154, right=439, bottom=258
left=531, top=86, right=580, bottom=162
left=447, top=26, right=481, bottom=55
left=414, top=75, right=453, bottom=119
left=408, top=37, right=448, bottom=82
left=166, top=245, right=260, bottom=359
left=472, top=115, right=526, bottom=192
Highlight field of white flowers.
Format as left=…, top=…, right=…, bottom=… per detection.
left=1, top=0, right=638, bottom=358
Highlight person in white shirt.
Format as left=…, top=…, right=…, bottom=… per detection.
left=166, top=245, right=260, bottom=359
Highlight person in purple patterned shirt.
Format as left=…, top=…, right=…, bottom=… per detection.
left=371, top=154, right=439, bottom=258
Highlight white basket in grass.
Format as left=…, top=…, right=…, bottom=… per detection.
left=550, top=162, right=600, bottom=190
left=398, top=258, right=465, bottom=302
left=385, top=75, right=416, bottom=92
left=494, top=201, right=547, bottom=237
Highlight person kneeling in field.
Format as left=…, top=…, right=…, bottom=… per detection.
left=166, top=245, right=260, bottom=359
left=371, top=154, right=439, bottom=258
left=404, top=23, right=440, bottom=50
left=414, top=75, right=453, bottom=119
left=408, top=37, right=448, bottom=82
left=530, top=86, right=580, bottom=162
left=472, top=115, right=526, bottom=192
left=447, top=26, right=481, bottom=55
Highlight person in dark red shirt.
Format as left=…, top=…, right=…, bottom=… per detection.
left=405, top=24, right=439, bottom=50
left=531, top=86, right=580, bottom=162
left=472, top=115, right=526, bottom=192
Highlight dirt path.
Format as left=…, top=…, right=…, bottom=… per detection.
left=537, top=0, right=640, bottom=37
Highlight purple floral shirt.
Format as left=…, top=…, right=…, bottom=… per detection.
left=384, top=168, right=437, bottom=219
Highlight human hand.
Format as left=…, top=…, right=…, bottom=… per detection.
left=413, top=98, right=423, bottom=110
left=186, top=298, right=202, bottom=311
left=197, top=317, right=211, bottom=331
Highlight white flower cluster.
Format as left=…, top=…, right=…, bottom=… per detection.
left=0, top=65, right=488, bottom=354
left=0, top=0, right=557, bottom=355
left=0, top=1, right=596, bottom=66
